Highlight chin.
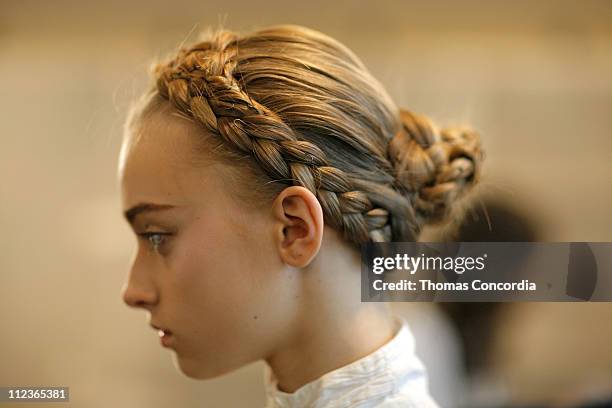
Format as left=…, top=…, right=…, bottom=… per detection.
left=173, top=354, right=234, bottom=380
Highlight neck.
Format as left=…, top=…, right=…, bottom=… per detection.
left=264, top=232, right=395, bottom=393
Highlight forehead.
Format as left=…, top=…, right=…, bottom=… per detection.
left=118, top=105, right=218, bottom=209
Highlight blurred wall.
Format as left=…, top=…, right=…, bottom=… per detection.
left=0, top=0, right=611, bottom=407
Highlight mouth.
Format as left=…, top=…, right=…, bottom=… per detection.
left=150, top=323, right=174, bottom=347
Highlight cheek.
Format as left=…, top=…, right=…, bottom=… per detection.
left=172, top=215, right=276, bottom=306
left=166, top=215, right=286, bottom=360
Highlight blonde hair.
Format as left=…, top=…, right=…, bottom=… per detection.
left=126, top=24, right=484, bottom=249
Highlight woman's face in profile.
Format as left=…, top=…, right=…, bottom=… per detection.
left=118, top=105, right=298, bottom=379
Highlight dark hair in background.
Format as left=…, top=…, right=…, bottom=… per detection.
left=438, top=198, right=540, bottom=376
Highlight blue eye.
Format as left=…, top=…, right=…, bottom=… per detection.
left=138, top=232, right=170, bottom=252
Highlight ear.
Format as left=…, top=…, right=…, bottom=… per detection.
left=271, top=186, right=324, bottom=268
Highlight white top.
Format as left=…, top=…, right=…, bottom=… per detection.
left=263, top=316, right=440, bottom=408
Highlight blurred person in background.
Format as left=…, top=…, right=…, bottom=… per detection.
left=436, top=199, right=612, bottom=408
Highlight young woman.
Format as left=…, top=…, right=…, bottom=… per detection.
left=119, top=24, right=483, bottom=407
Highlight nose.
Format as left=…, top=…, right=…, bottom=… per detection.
left=122, top=280, right=157, bottom=309
left=122, top=259, right=158, bottom=309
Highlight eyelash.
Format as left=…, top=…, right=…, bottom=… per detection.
left=138, top=232, right=171, bottom=252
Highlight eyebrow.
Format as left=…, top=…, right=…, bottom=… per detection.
left=124, top=203, right=177, bottom=225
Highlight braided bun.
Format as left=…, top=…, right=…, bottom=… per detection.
left=388, top=109, right=485, bottom=228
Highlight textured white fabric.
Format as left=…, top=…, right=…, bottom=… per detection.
left=263, top=316, right=440, bottom=407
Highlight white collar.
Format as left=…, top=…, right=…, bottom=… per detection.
left=264, top=316, right=427, bottom=408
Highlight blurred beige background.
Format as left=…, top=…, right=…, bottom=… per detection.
left=1, top=0, right=611, bottom=407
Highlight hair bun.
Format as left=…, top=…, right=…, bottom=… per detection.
left=387, top=108, right=485, bottom=228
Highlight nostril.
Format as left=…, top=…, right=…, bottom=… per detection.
left=122, top=287, right=142, bottom=308
left=122, top=292, right=137, bottom=308
left=122, top=285, right=157, bottom=308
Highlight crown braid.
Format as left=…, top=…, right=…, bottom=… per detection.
left=153, top=30, right=392, bottom=246
left=138, top=25, right=484, bottom=248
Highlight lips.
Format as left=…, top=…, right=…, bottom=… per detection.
left=150, top=322, right=174, bottom=347
left=150, top=323, right=173, bottom=337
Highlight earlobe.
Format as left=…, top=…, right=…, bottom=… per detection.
left=271, top=186, right=324, bottom=268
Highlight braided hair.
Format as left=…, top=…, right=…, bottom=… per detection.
left=127, top=24, right=484, bottom=250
